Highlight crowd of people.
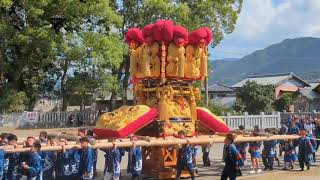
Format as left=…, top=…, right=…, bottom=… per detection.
left=0, top=114, right=319, bottom=180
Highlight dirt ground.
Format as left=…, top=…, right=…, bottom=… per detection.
left=1, top=127, right=320, bottom=180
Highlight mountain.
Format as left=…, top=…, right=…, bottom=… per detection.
left=213, top=58, right=240, bottom=62
left=209, top=37, right=320, bottom=86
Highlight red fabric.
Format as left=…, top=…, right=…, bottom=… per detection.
left=189, top=27, right=213, bottom=45
left=142, top=24, right=155, bottom=44
left=125, top=28, right=144, bottom=45
left=173, top=25, right=188, bottom=45
left=93, top=108, right=159, bottom=138
left=196, top=107, right=230, bottom=133
left=152, top=20, right=174, bottom=42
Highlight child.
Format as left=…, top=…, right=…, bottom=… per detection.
left=0, top=133, right=9, bottom=180
left=0, top=149, right=4, bottom=180
left=175, top=130, right=195, bottom=180
left=307, top=133, right=317, bottom=163
left=39, top=131, right=48, bottom=143
left=86, top=129, right=98, bottom=178
left=78, top=137, right=94, bottom=180
left=298, top=129, right=315, bottom=171
left=40, top=136, right=57, bottom=180
left=0, top=133, right=8, bottom=146
left=201, top=144, right=211, bottom=166
left=54, top=140, right=80, bottom=180
left=221, top=134, right=243, bottom=180
left=235, top=142, right=248, bottom=165
left=248, top=137, right=262, bottom=173
left=103, top=141, right=121, bottom=180
left=262, top=140, right=277, bottom=170
left=283, top=140, right=297, bottom=170
left=128, top=136, right=143, bottom=180
left=6, top=134, right=23, bottom=180
left=21, top=141, right=42, bottom=180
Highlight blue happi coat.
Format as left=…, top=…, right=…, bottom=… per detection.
left=40, top=151, right=56, bottom=179
left=129, top=146, right=142, bottom=176
left=262, top=140, right=277, bottom=158
left=54, top=149, right=80, bottom=179
left=288, top=126, right=299, bottom=135
left=178, top=144, right=193, bottom=165
left=6, top=152, right=22, bottom=180
left=78, top=147, right=94, bottom=180
left=0, top=150, right=4, bottom=179
left=25, top=152, right=42, bottom=180
left=298, top=136, right=315, bottom=158
left=103, top=148, right=121, bottom=177
left=223, top=144, right=243, bottom=167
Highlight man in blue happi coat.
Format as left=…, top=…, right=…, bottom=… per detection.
left=176, top=130, right=195, bottom=180
left=78, top=137, right=94, bottom=180
left=21, top=141, right=42, bottom=180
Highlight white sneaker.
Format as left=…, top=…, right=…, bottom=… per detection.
left=249, top=170, right=256, bottom=174
left=256, top=169, right=262, bottom=173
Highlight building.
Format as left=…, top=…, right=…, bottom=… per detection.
left=232, top=72, right=310, bottom=99
left=207, top=83, right=236, bottom=99
left=206, top=83, right=236, bottom=108
left=294, top=81, right=320, bottom=112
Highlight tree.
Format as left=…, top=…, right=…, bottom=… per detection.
left=0, top=0, right=123, bottom=111
left=274, top=93, right=296, bottom=112
left=0, top=87, right=28, bottom=114
left=234, top=81, right=275, bottom=114
left=109, top=0, right=244, bottom=110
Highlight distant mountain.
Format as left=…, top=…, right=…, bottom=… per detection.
left=209, top=37, right=320, bottom=86
left=213, top=58, right=240, bottom=62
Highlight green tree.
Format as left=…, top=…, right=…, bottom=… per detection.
left=234, top=81, right=275, bottom=114
left=274, top=93, right=296, bottom=112
left=0, top=0, right=123, bottom=111
left=0, top=87, right=28, bottom=113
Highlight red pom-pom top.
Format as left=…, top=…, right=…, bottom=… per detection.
left=126, top=28, right=144, bottom=46
left=152, top=20, right=174, bottom=42
left=142, top=24, right=155, bottom=45
left=173, top=25, right=188, bottom=46
left=189, top=27, right=213, bottom=46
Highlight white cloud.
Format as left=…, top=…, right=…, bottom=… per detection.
left=212, top=0, right=320, bottom=59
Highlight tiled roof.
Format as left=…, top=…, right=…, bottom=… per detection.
left=207, top=83, right=235, bottom=92
left=232, top=72, right=310, bottom=88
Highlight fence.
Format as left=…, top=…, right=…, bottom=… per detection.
left=1, top=111, right=282, bottom=130
left=0, top=111, right=97, bottom=128
left=221, top=112, right=281, bottom=130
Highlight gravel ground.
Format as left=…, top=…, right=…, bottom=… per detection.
left=2, top=127, right=320, bottom=180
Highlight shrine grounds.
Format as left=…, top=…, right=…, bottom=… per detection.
left=2, top=127, right=320, bottom=180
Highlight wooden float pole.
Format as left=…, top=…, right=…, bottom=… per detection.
left=0, top=135, right=300, bottom=153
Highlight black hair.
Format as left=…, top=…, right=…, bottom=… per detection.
left=27, top=136, right=35, bottom=140
left=33, top=141, right=41, bottom=151
left=87, top=129, right=94, bottom=136
left=0, top=133, right=8, bottom=139
left=39, top=131, right=48, bottom=138
left=238, top=125, right=245, bottom=130
left=79, top=137, right=89, bottom=143
left=7, top=134, right=18, bottom=141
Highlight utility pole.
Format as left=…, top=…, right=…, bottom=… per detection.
left=205, top=77, right=209, bottom=106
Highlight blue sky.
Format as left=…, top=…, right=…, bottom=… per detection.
left=211, top=0, right=320, bottom=60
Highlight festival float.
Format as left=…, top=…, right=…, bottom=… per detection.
left=91, top=20, right=293, bottom=179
